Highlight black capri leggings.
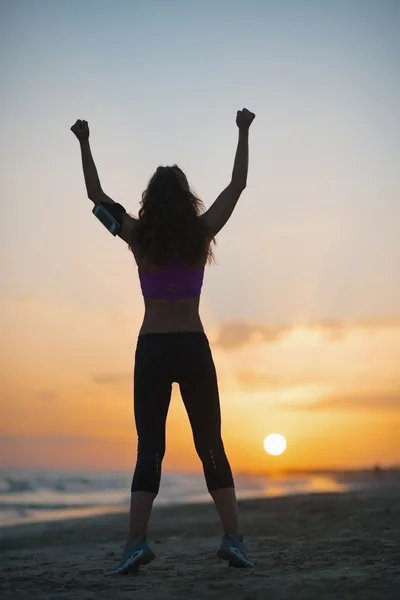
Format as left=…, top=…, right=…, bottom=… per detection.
left=131, top=332, right=234, bottom=494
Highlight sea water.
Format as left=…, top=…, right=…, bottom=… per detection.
left=0, top=468, right=359, bottom=528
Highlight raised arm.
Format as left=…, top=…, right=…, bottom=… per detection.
left=70, top=119, right=114, bottom=204
left=201, top=108, right=255, bottom=237
left=70, top=119, right=136, bottom=244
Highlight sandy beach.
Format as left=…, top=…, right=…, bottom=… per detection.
left=1, top=486, right=399, bottom=600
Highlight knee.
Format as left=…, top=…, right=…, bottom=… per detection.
left=194, top=436, right=234, bottom=491
left=131, top=440, right=165, bottom=493
left=136, top=439, right=165, bottom=470
left=194, top=435, right=225, bottom=463
left=135, top=453, right=164, bottom=477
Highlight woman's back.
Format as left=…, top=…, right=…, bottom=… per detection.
left=127, top=164, right=212, bottom=335
left=133, top=249, right=207, bottom=335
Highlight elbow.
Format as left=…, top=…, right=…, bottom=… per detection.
left=231, top=179, right=246, bottom=193
left=88, top=189, right=104, bottom=203
left=88, top=195, right=98, bottom=205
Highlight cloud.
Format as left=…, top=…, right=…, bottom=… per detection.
left=36, top=390, right=59, bottom=403
left=0, top=434, right=91, bottom=445
left=235, top=370, right=273, bottom=391
left=234, top=370, right=296, bottom=391
left=284, top=390, right=400, bottom=412
left=355, top=317, right=400, bottom=331
left=234, top=370, right=330, bottom=392
left=92, top=373, right=132, bottom=386
left=14, top=296, right=37, bottom=306
left=214, top=322, right=287, bottom=349
left=213, top=317, right=400, bottom=349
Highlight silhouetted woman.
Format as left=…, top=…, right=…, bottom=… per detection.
left=71, top=108, right=256, bottom=572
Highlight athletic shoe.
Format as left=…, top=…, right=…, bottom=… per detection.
left=217, top=533, right=254, bottom=568
left=112, top=537, right=155, bottom=574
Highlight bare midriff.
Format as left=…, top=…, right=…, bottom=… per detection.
left=139, top=297, right=204, bottom=335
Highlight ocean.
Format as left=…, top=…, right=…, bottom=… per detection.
left=0, top=467, right=379, bottom=528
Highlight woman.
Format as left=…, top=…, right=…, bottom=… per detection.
left=71, top=108, right=256, bottom=573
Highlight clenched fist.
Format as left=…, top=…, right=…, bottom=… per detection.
left=70, top=119, right=90, bottom=141
left=236, top=108, right=255, bottom=131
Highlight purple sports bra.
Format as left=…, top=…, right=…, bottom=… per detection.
left=138, top=263, right=205, bottom=300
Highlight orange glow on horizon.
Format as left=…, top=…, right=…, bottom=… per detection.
left=1, top=314, right=400, bottom=472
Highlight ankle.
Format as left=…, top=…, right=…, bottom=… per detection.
left=225, top=531, right=242, bottom=542
left=126, top=535, right=145, bottom=546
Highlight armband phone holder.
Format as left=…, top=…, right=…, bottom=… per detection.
left=92, top=202, right=126, bottom=236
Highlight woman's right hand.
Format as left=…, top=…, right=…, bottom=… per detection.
left=70, top=119, right=90, bottom=141
left=236, top=108, right=255, bottom=131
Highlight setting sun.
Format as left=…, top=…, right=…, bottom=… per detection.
left=264, top=434, right=287, bottom=456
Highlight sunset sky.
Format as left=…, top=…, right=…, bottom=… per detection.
left=1, top=0, right=399, bottom=473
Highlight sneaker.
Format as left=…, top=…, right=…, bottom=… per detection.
left=217, top=534, right=254, bottom=568
left=112, top=537, right=155, bottom=574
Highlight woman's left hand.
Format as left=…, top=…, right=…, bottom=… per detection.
left=236, top=109, right=256, bottom=130
left=70, top=119, right=90, bottom=141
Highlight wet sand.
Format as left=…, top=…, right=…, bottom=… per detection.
left=1, top=487, right=399, bottom=600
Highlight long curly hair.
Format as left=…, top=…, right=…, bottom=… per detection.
left=131, top=165, right=215, bottom=266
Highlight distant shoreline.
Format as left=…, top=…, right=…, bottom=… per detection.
left=2, top=465, right=399, bottom=475
left=0, top=484, right=396, bottom=539
left=0, top=472, right=397, bottom=534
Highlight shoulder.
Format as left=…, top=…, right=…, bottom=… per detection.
left=118, top=212, right=138, bottom=245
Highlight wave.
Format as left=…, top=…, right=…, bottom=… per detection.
left=0, top=467, right=381, bottom=528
